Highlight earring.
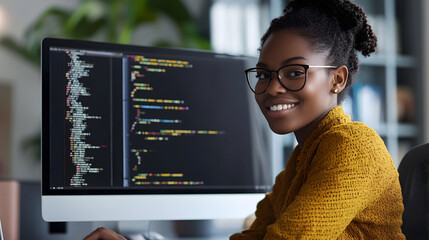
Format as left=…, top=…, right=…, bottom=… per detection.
left=333, top=89, right=338, bottom=93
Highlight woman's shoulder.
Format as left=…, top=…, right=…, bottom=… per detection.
left=314, top=120, right=394, bottom=169
left=322, top=120, right=382, bottom=145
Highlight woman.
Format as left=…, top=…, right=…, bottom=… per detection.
left=84, top=0, right=405, bottom=239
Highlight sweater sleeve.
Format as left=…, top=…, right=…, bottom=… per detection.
left=230, top=193, right=276, bottom=240
left=231, top=148, right=299, bottom=240
left=262, top=127, right=396, bottom=239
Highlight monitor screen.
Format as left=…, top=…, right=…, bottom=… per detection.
left=41, top=38, right=272, bottom=222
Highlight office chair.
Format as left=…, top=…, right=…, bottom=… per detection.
left=398, top=143, right=429, bottom=240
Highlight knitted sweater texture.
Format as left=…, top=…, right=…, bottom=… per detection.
left=231, top=106, right=405, bottom=239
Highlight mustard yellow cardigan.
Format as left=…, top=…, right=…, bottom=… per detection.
left=231, top=106, right=405, bottom=239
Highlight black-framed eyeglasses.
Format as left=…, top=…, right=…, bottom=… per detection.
left=244, top=64, right=338, bottom=94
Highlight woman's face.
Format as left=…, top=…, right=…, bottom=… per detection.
left=255, top=30, right=338, bottom=134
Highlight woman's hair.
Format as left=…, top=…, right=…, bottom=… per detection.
left=261, top=0, right=377, bottom=103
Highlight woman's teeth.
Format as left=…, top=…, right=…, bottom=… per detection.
left=269, top=103, right=296, bottom=112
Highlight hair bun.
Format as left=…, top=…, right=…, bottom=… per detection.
left=354, top=17, right=377, bottom=56
left=285, top=0, right=377, bottom=56
left=334, top=0, right=377, bottom=56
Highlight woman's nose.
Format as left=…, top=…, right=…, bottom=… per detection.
left=265, top=74, right=287, bottom=95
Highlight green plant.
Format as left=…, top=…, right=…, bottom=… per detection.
left=0, top=0, right=210, bottom=67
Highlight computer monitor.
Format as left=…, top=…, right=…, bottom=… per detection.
left=41, top=38, right=272, bottom=222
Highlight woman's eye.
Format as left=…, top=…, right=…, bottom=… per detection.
left=256, top=73, right=270, bottom=79
left=288, top=71, right=304, bottom=77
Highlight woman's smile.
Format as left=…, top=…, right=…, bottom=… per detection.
left=265, top=100, right=299, bottom=118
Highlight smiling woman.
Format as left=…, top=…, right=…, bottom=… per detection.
left=83, top=0, right=406, bottom=239
left=231, top=0, right=405, bottom=239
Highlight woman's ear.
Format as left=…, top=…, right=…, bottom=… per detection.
left=331, top=65, right=348, bottom=94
